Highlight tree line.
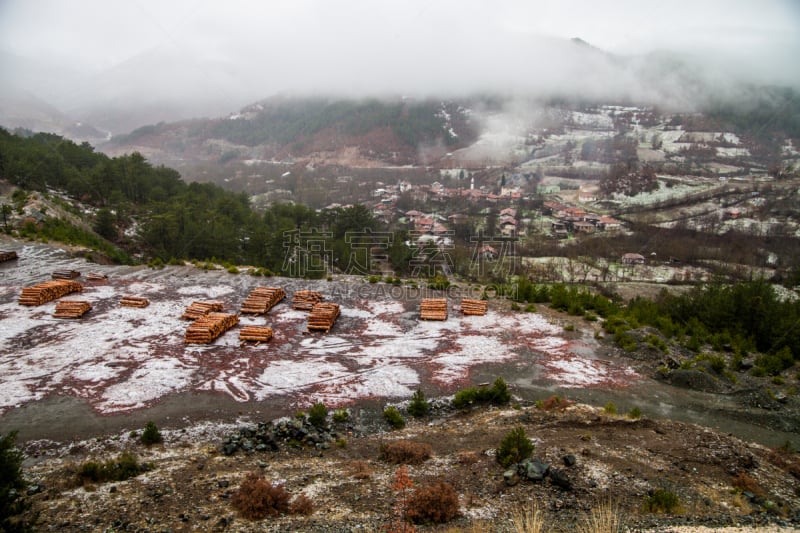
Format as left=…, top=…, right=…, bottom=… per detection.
left=0, top=128, right=395, bottom=275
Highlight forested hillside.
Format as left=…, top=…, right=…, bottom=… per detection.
left=0, top=128, right=383, bottom=274
left=107, top=97, right=478, bottom=166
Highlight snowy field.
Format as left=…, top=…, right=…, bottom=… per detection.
left=0, top=242, right=639, bottom=415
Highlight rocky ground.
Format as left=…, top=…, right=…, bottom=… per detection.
left=14, top=399, right=800, bottom=532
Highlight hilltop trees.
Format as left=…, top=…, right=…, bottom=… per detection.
left=0, top=128, right=382, bottom=275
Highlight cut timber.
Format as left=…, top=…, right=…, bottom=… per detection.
left=239, top=326, right=274, bottom=342
left=52, top=270, right=80, bottom=280
left=53, top=299, right=92, bottom=318
left=0, top=250, right=18, bottom=262
left=86, top=272, right=108, bottom=281
left=461, top=298, right=488, bottom=316
left=18, top=280, right=83, bottom=306
left=292, top=290, right=324, bottom=311
left=307, top=302, right=340, bottom=332
left=182, top=300, right=224, bottom=320
left=420, top=298, right=448, bottom=321
left=240, top=286, right=286, bottom=314
left=185, top=312, right=239, bottom=344
left=120, top=295, right=150, bottom=308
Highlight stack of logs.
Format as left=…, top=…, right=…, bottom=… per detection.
left=461, top=298, right=488, bottom=316
left=18, top=280, right=83, bottom=306
left=420, top=298, right=448, bottom=320
left=52, top=270, right=80, bottom=280
left=120, top=295, right=150, bottom=308
left=182, top=301, right=224, bottom=320
left=86, top=272, right=108, bottom=281
left=0, top=250, right=18, bottom=262
left=292, top=290, right=324, bottom=311
left=240, top=287, right=286, bottom=314
left=185, top=312, right=239, bottom=344
left=239, top=325, right=274, bottom=343
left=307, top=302, right=340, bottom=332
left=53, top=300, right=92, bottom=318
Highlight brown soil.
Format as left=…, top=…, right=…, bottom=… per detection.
left=19, top=402, right=800, bottom=532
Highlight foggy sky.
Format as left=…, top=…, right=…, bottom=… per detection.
left=1, top=0, right=799, bottom=123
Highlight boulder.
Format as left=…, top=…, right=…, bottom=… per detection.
left=549, top=468, right=573, bottom=491
left=520, top=458, right=550, bottom=481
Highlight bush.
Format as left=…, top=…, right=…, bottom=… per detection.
left=383, top=406, right=406, bottom=429
left=332, top=409, right=349, bottom=423
left=603, top=402, right=618, bottom=415
left=732, top=472, right=764, bottom=497
left=231, top=472, right=291, bottom=519
left=407, top=389, right=429, bottom=418
left=406, top=481, right=460, bottom=524
left=289, top=493, right=314, bottom=515
left=537, top=395, right=573, bottom=411
left=627, top=407, right=642, bottom=420
left=452, top=378, right=511, bottom=409
left=707, top=355, right=726, bottom=373
left=0, top=431, right=27, bottom=530
left=644, top=489, right=680, bottom=513
left=497, top=427, right=534, bottom=467
left=452, top=387, right=477, bottom=409
left=381, top=440, right=432, bottom=464
left=308, top=402, right=328, bottom=428
left=427, top=275, right=450, bottom=290
left=78, top=452, right=146, bottom=484
left=755, top=347, right=795, bottom=376
left=140, top=421, right=162, bottom=445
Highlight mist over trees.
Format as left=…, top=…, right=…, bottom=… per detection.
left=0, top=128, right=383, bottom=275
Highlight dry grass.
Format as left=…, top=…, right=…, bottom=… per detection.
left=349, top=460, right=374, bottom=479
left=576, top=500, right=624, bottom=533
left=511, top=503, right=546, bottom=533
left=381, top=440, right=432, bottom=465
left=457, top=450, right=479, bottom=465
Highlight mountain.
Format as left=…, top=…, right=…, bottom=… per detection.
left=103, top=96, right=480, bottom=167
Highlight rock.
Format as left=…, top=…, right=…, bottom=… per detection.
left=222, top=443, right=237, bottom=456
left=26, top=484, right=43, bottom=496
left=549, top=468, right=573, bottom=491
left=217, top=480, right=229, bottom=489
left=504, top=468, right=520, bottom=486
left=520, top=458, right=550, bottom=481
left=563, top=454, right=576, bottom=467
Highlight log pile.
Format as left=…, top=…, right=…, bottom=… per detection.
left=18, top=280, right=83, bottom=306
left=239, top=325, right=274, bottom=342
left=53, top=299, right=92, bottom=318
left=420, top=298, right=448, bottom=320
left=181, top=300, right=224, bottom=320
left=52, top=270, right=81, bottom=280
left=461, top=298, right=488, bottom=316
left=185, top=312, right=239, bottom=344
left=120, top=295, right=150, bottom=308
left=307, top=303, right=340, bottom=332
left=86, top=272, right=108, bottom=281
left=0, top=250, right=18, bottom=262
left=240, top=286, right=286, bottom=314
left=292, top=290, right=324, bottom=311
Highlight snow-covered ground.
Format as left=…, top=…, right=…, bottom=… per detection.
left=0, top=242, right=640, bottom=416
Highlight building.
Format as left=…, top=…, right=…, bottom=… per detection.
left=621, top=253, right=645, bottom=265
